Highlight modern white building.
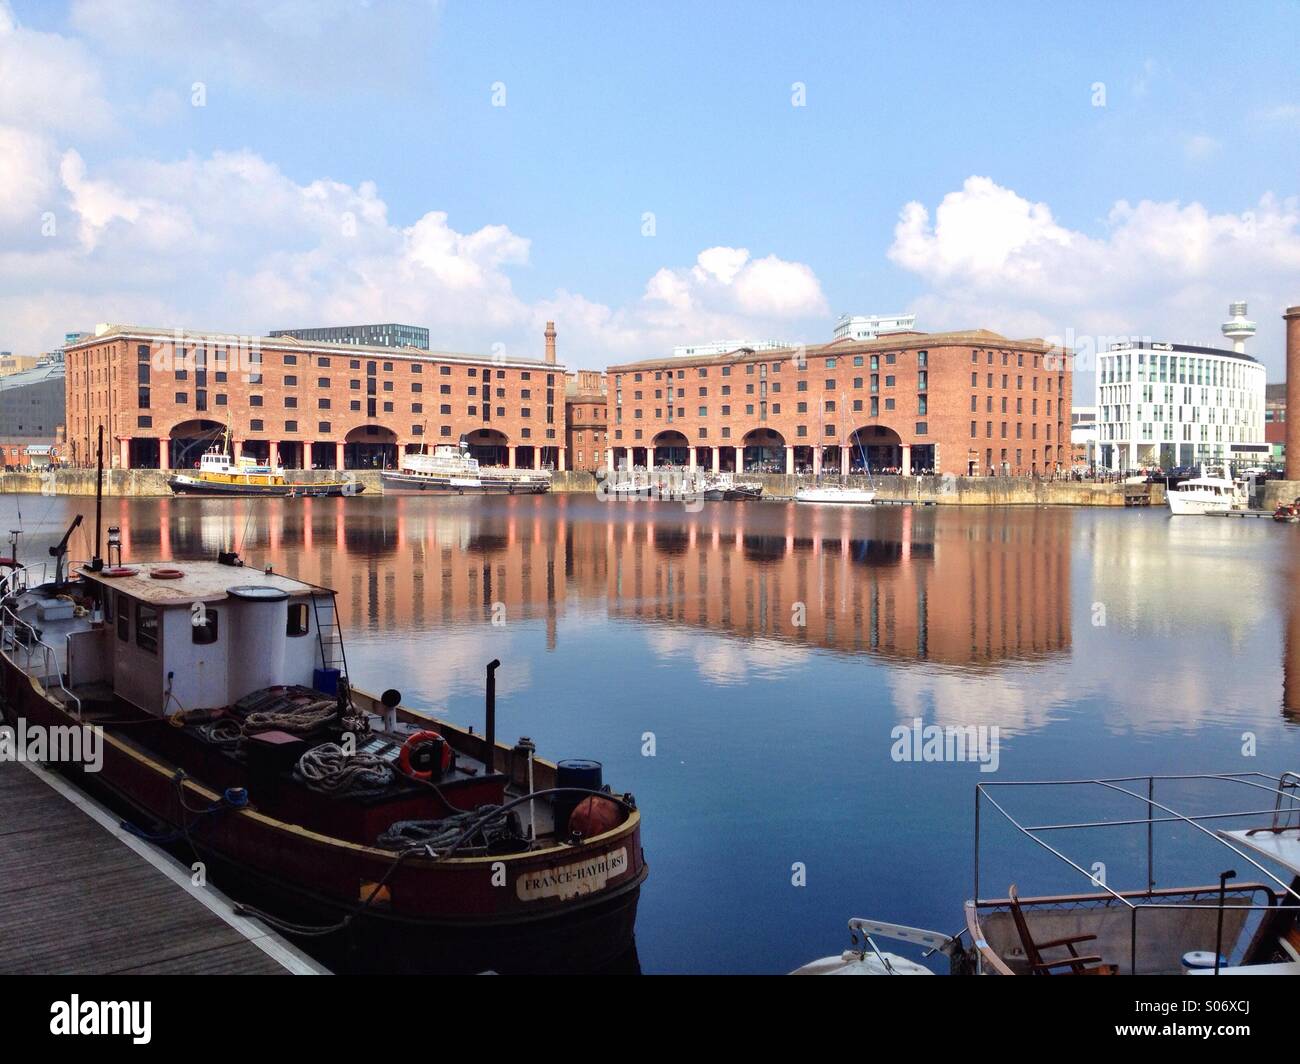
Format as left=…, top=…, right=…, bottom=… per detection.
left=1071, top=405, right=1098, bottom=467
left=671, top=339, right=790, bottom=358
left=1096, top=340, right=1267, bottom=472
left=831, top=313, right=917, bottom=342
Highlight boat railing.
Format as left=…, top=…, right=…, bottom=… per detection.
left=0, top=565, right=83, bottom=719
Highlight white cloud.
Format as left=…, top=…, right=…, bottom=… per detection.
left=1184, top=133, right=1221, bottom=161
left=888, top=176, right=1300, bottom=376
left=0, top=2, right=113, bottom=135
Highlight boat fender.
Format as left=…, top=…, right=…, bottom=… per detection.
left=151, top=568, right=185, bottom=579
left=567, top=795, right=623, bottom=839
left=399, top=730, right=453, bottom=780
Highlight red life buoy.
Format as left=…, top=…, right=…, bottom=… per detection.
left=398, top=730, right=452, bottom=780
left=151, top=568, right=185, bottom=579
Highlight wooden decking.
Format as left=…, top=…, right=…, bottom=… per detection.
left=0, top=757, right=329, bottom=975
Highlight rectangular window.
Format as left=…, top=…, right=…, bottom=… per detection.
left=136, top=602, right=159, bottom=654
left=286, top=602, right=310, bottom=637
left=192, top=608, right=218, bottom=645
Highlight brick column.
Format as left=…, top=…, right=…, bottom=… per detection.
left=269, top=441, right=279, bottom=468
left=734, top=446, right=743, bottom=473
left=118, top=437, right=130, bottom=468
left=509, top=446, right=517, bottom=469
left=785, top=446, right=794, bottom=475
left=606, top=447, right=615, bottom=473
left=158, top=438, right=169, bottom=470
left=1286, top=305, right=1300, bottom=481
left=812, top=446, right=821, bottom=476
left=534, top=448, right=542, bottom=470
left=335, top=442, right=345, bottom=470
left=711, top=448, right=720, bottom=473
left=901, top=443, right=912, bottom=476
left=688, top=448, right=697, bottom=473
left=558, top=448, right=566, bottom=472
left=840, top=447, right=849, bottom=476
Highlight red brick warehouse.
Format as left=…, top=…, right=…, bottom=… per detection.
left=605, top=328, right=1072, bottom=478
left=64, top=323, right=569, bottom=472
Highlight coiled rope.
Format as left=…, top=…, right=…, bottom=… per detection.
left=292, top=742, right=394, bottom=799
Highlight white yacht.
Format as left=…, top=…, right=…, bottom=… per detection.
left=1166, top=467, right=1247, bottom=516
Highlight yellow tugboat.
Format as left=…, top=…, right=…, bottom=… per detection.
left=168, top=427, right=362, bottom=497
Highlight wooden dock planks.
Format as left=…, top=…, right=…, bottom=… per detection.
left=0, top=758, right=324, bottom=975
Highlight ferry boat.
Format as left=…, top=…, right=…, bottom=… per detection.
left=169, top=447, right=360, bottom=498
left=796, top=772, right=1300, bottom=976
left=1166, top=466, right=1247, bottom=516
left=795, top=486, right=877, bottom=505
left=0, top=520, right=645, bottom=973
left=380, top=442, right=550, bottom=495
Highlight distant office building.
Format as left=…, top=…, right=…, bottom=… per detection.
left=0, top=354, right=39, bottom=376
left=1266, top=381, right=1287, bottom=467
left=1096, top=332, right=1267, bottom=472
left=832, top=313, right=918, bottom=342
left=1071, top=406, right=1098, bottom=467
left=0, top=360, right=66, bottom=464
left=671, top=339, right=790, bottom=358
left=270, top=323, right=430, bottom=350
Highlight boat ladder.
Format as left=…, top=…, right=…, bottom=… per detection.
left=311, top=593, right=349, bottom=680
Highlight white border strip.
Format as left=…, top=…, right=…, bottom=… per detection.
left=17, top=759, right=330, bottom=975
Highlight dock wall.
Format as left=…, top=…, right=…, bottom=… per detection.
left=1, top=467, right=1145, bottom=505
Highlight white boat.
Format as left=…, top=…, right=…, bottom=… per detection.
left=381, top=440, right=550, bottom=495
left=795, top=486, right=876, bottom=505
left=796, top=771, right=1300, bottom=976
left=1167, top=466, right=1247, bottom=515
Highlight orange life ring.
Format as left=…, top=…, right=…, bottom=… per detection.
left=151, top=567, right=185, bottom=579
left=398, top=730, right=453, bottom=780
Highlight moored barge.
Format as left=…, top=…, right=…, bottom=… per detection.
left=0, top=530, right=644, bottom=973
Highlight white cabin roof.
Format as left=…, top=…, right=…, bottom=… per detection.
left=77, top=560, right=321, bottom=605
left=1220, top=827, right=1300, bottom=877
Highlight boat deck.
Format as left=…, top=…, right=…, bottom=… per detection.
left=0, top=757, right=328, bottom=975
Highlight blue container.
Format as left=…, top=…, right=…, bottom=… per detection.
left=314, top=667, right=341, bottom=696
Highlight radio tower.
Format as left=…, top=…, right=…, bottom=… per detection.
left=1221, top=300, right=1256, bottom=353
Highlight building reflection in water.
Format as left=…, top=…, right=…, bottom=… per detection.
left=109, top=494, right=1071, bottom=671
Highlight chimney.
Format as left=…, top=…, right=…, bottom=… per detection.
left=544, top=320, right=557, bottom=365
left=1286, top=305, right=1300, bottom=481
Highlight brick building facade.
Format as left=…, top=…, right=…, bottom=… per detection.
left=64, top=324, right=568, bottom=471
left=564, top=369, right=608, bottom=472
left=605, top=329, right=1071, bottom=477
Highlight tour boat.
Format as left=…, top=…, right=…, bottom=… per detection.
left=796, top=772, right=1300, bottom=976
left=380, top=442, right=550, bottom=495
left=795, top=486, right=877, bottom=505
left=0, top=520, right=645, bottom=973
left=1166, top=467, right=1247, bottom=516
left=169, top=447, right=361, bottom=498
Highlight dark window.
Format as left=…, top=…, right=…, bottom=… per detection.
left=285, top=420, right=298, bottom=432
left=250, top=395, right=263, bottom=406
left=250, top=419, right=263, bottom=431
left=136, top=602, right=159, bottom=653
left=286, top=603, right=310, bottom=637
left=137, top=415, right=152, bottom=428
left=192, top=608, right=218, bottom=645
left=318, top=421, right=331, bottom=433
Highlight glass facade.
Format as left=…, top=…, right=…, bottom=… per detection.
left=269, top=324, right=430, bottom=350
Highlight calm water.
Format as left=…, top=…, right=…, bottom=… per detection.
left=5, top=492, right=1299, bottom=973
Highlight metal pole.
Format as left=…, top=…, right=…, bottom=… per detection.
left=1215, top=870, right=1237, bottom=974
left=485, top=658, right=500, bottom=773
left=1147, top=776, right=1155, bottom=893
left=92, top=426, right=104, bottom=571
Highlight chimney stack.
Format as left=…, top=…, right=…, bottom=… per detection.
left=1286, top=305, right=1300, bottom=481
left=544, top=320, right=557, bottom=365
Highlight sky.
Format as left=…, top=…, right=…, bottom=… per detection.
left=2, top=0, right=1299, bottom=388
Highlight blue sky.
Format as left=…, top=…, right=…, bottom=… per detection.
left=4, top=0, right=1299, bottom=383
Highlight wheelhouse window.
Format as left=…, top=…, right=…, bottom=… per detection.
left=136, top=602, right=159, bottom=653
left=286, top=602, right=311, bottom=637
left=192, top=607, right=219, bottom=645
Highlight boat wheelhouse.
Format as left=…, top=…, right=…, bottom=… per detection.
left=0, top=535, right=644, bottom=973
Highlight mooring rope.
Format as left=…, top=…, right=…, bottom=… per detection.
left=292, top=742, right=394, bottom=799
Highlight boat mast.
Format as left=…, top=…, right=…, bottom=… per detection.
left=91, top=425, right=104, bottom=572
